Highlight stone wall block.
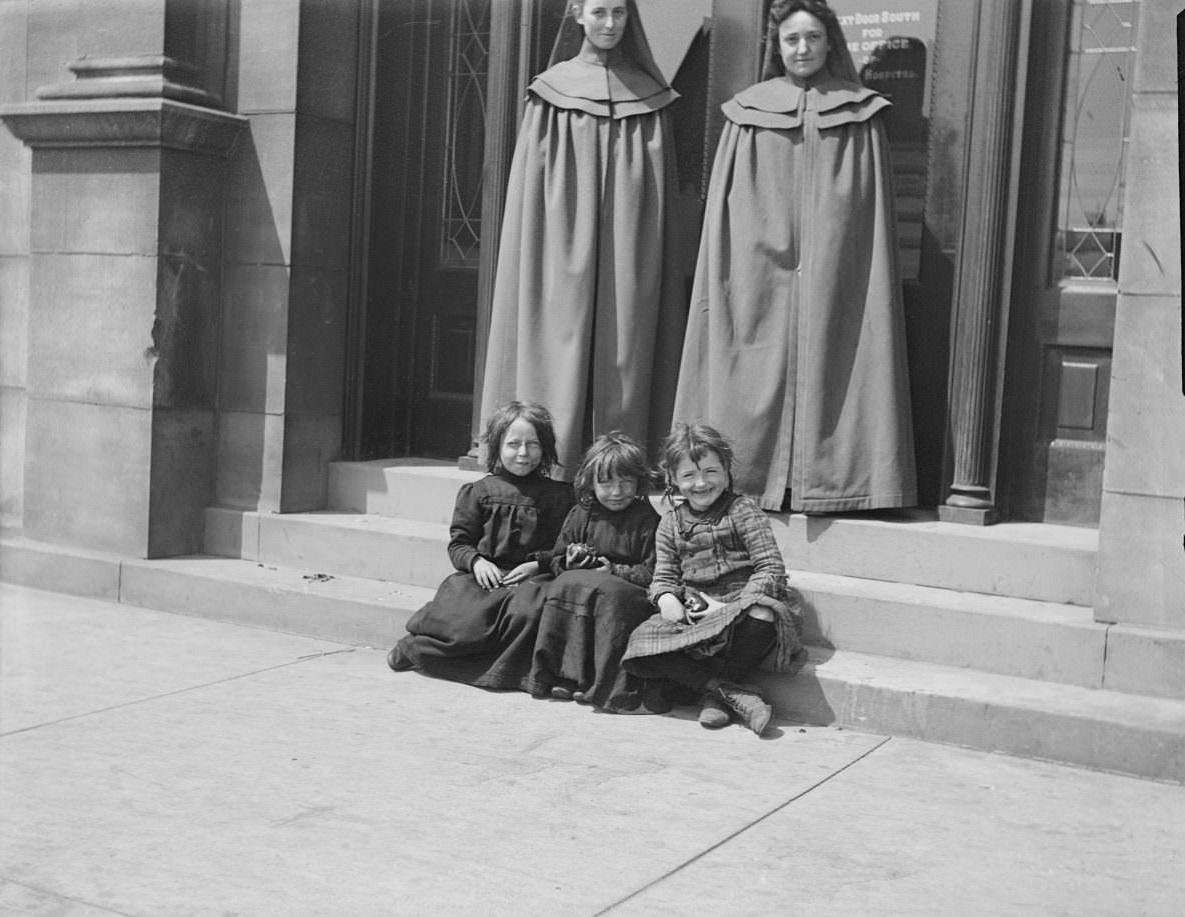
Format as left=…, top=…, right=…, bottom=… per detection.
left=237, top=0, right=300, bottom=113
left=1119, top=95, right=1179, bottom=298
left=0, top=385, right=26, bottom=525
left=0, top=137, right=31, bottom=255
left=292, top=114, right=353, bottom=272
left=218, top=263, right=291, bottom=415
left=0, top=0, right=29, bottom=104
left=1095, top=491, right=1185, bottom=630
left=215, top=409, right=285, bottom=510
left=285, top=266, right=346, bottom=415
left=296, top=0, right=359, bottom=122
left=280, top=411, right=341, bottom=511
left=224, top=114, right=295, bottom=268
left=23, top=397, right=152, bottom=554
left=1102, top=294, right=1185, bottom=499
left=0, top=254, right=29, bottom=387
left=78, top=0, right=166, bottom=59
left=148, top=407, right=215, bottom=556
left=159, top=148, right=224, bottom=262
left=30, top=148, right=161, bottom=255
left=1133, top=1, right=1177, bottom=93
left=26, top=2, right=83, bottom=100
left=28, top=252, right=158, bottom=407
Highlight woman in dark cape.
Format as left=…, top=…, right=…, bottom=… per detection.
left=479, top=0, right=686, bottom=477
left=673, top=0, right=916, bottom=513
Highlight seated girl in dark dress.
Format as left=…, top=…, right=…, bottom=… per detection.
left=387, top=402, right=574, bottom=694
left=531, top=431, right=661, bottom=712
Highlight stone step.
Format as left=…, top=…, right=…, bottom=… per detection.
left=325, top=460, right=1098, bottom=606
left=202, top=508, right=1107, bottom=689
left=4, top=531, right=1181, bottom=784
left=754, top=649, right=1185, bottom=784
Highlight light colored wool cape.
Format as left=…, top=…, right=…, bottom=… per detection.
left=479, top=53, right=686, bottom=477
left=674, top=76, right=917, bottom=512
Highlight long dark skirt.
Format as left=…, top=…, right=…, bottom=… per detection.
left=396, top=572, right=550, bottom=694
left=530, top=570, right=655, bottom=712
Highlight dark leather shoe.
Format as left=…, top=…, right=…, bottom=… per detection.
left=715, top=681, right=772, bottom=735
left=387, top=643, right=415, bottom=672
left=698, top=692, right=731, bottom=729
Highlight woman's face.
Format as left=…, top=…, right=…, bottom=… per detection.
left=575, top=1, right=629, bottom=52
left=672, top=450, right=728, bottom=512
left=779, top=11, right=830, bottom=82
left=499, top=417, right=543, bottom=477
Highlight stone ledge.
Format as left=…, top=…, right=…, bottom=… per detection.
left=0, top=98, right=246, bottom=158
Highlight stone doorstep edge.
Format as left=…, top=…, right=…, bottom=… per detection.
left=3, top=532, right=1183, bottom=785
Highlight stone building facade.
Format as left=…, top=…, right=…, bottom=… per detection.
left=1, top=1, right=1181, bottom=697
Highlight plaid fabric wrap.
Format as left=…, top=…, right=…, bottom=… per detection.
left=628, top=494, right=803, bottom=672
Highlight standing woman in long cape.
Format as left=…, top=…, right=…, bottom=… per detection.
left=674, top=0, right=916, bottom=513
left=479, top=0, right=686, bottom=477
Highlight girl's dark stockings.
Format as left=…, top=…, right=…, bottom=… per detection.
left=626, top=614, right=777, bottom=692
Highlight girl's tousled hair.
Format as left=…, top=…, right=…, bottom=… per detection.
left=762, top=0, right=859, bottom=83
left=572, top=431, right=655, bottom=505
left=659, top=422, right=736, bottom=499
left=483, top=401, right=559, bottom=475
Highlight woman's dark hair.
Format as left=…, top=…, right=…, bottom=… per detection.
left=659, top=422, right=736, bottom=498
left=762, top=0, right=859, bottom=83
left=572, top=431, right=655, bottom=504
left=483, top=401, right=559, bottom=475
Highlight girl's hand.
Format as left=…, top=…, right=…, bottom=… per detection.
left=501, top=560, right=539, bottom=585
left=657, top=593, right=686, bottom=623
left=472, top=557, right=503, bottom=591
left=594, top=555, right=612, bottom=571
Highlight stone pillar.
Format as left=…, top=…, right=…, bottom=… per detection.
left=0, top=58, right=244, bottom=557
left=938, top=0, right=1027, bottom=526
left=1091, top=5, right=1184, bottom=698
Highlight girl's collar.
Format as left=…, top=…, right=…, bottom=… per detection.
left=674, top=491, right=736, bottom=529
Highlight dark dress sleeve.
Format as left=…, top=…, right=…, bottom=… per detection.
left=531, top=480, right=575, bottom=571
left=446, top=481, right=485, bottom=573
left=609, top=502, right=660, bottom=587
left=549, top=503, right=588, bottom=576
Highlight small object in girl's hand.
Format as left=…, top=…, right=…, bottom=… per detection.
left=683, top=588, right=709, bottom=615
left=565, top=542, right=599, bottom=569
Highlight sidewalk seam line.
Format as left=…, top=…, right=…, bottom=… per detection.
left=591, top=733, right=894, bottom=916
left=0, top=651, right=354, bottom=739
left=0, top=874, right=136, bottom=916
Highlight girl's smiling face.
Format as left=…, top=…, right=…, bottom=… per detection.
left=779, top=11, right=830, bottom=82
left=499, top=417, right=543, bottom=477
left=593, top=473, right=638, bottom=512
left=575, top=1, right=628, bottom=51
left=672, top=449, right=728, bottom=512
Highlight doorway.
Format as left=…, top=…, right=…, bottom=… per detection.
left=1003, top=0, right=1139, bottom=526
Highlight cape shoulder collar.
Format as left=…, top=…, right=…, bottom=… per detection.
left=529, top=58, right=678, bottom=119
left=722, top=75, right=889, bottom=130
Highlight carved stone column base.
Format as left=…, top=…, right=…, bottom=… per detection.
left=938, top=504, right=999, bottom=525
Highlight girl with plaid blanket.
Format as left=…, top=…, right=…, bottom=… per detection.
left=622, top=424, right=805, bottom=734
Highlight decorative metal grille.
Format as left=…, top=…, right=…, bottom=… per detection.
left=1055, top=0, right=1139, bottom=281
left=439, top=0, right=490, bottom=268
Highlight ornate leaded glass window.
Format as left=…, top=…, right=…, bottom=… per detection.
left=439, top=0, right=491, bottom=268
left=1055, top=0, right=1139, bottom=281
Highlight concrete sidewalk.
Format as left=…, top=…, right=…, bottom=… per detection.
left=1, top=583, right=1182, bottom=916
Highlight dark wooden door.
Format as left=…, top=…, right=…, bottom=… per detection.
left=1003, top=0, right=1138, bottom=526
left=355, top=0, right=491, bottom=460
